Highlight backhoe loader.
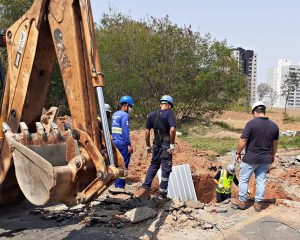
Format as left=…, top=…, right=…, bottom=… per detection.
left=0, top=0, right=125, bottom=207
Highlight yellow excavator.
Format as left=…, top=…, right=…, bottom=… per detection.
left=0, top=0, right=125, bottom=207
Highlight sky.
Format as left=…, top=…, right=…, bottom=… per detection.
left=90, top=0, right=300, bottom=84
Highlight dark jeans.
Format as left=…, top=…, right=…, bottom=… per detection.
left=216, top=192, right=231, bottom=203
left=142, top=144, right=172, bottom=196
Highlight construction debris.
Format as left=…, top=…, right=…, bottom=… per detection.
left=109, top=187, right=134, bottom=196
left=276, top=155, right=300, bottom=168
left=281, top=130, right=298, bottom=138
left=93, top=209, right=122, bottom=217
left=185, top=200, right=205, bottom=209
left=124, top=206, right=157, bottom=223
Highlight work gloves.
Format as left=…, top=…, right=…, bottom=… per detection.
left=167, top=144, right=176, bottom=154
left=128, top=145, right=133, bottom=154
left=124, top=168, right=128, bottom=177
left=145, top=144, right=176, bottom=154
left=145, top=146, right=153, bottom=154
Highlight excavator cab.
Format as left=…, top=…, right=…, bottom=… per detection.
left=0, top=0, right=125, bottom=207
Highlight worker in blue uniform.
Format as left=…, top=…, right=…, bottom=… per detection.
left=134, top=95, right=176, bottom=199
left=112, top=96, right=134, bottom=188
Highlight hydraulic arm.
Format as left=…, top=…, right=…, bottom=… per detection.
left=0, top=0, right=125, bottom=206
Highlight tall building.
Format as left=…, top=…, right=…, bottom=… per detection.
left=270, top=59, right=300, bottom=108
left=233, top=48, right=257, bottom=105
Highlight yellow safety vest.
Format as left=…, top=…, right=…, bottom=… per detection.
left=216, top=170, right=235, bottom=194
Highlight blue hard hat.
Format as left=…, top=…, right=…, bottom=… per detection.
left=160, top=95, right=174, bottom=107
left=120, top=95, right=134, bottom=106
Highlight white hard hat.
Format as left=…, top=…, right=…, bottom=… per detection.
left=251, top=101, right=266, bottom=112
left=105, top=103, right=112, bottom=113
left=227, top=164, right=235, bottom=174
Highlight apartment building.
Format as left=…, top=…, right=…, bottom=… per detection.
left=233, top=48, right=257, bottom=105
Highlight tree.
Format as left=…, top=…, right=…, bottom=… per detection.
left=96, top=12, right=246, bottom=120
left=268, top=88, right=279, bottom=108
left=281, top=72, right=300, bottom=112
left=0, top=0, right=33, bottom=29
left=0, top=0, right=33, bottom=70
left=0, top=0, right=67, bottom=113
left=257, top=83, right=272, bottom=101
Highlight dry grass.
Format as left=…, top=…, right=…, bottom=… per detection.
left=216, top=108, right=300, bottom=131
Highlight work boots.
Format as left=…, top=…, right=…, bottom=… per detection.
left=231, top=198, right=247, bottom=210
left=134, top=187, right=150, bottom=199
left=253, top=202, right=262, bottom=212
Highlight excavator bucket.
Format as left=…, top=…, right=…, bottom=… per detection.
left=2, top=121, right=122, bottom=207
left=10, top=138, right=56, bottom=205
left=2, top=122, right=79, bottom=206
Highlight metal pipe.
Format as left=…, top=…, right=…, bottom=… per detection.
left=96, top=87, right=115, bottom=166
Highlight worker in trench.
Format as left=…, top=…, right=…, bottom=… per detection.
left=214, top=164, right=239, bottom=203
left=111, top=96, right=134, bottom=188
left=134, top=95, right=176, bottom=200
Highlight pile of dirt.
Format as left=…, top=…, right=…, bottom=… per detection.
left=129, top=130, right=222, bottom=202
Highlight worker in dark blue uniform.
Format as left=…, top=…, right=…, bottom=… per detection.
left=134, top=95, right=176, bottom=199
left=112, top=96, right=134, bottom=188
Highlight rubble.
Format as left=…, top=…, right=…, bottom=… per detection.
left=204, top=205, right=228, bottom=213
left=120, top=197, right=155, bottom=210
left=108, top=187, right=134, bottom=196
left=84, top=216, right=112, bottom=227
left=185, top=200, right=205, bottom=209
left=103, top=197, right=125, bottom=205
left=276, top=155, right=300, bottom=168
left=29, top=206, right=89, bottom=223
left=201, top=222, right=214, bottom=230
left=276, top=199, right=300, bottom=208
left=169, top=198, right=186, bottom=210
left=182, top=207, right=193, bottom=214
left=93, top=209, right=123, bottom=217
left=124, top=206, right=157, bottom=223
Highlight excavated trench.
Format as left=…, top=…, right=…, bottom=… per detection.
left=147, top=171, right=298, bottom=204
left=193, top=174, right=216, bottom=203
left=192, top=172, right=299, bottom=203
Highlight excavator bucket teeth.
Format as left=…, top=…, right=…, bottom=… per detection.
left=9, top=137, right=55, bottom=205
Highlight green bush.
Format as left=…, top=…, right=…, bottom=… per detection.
left=279, top=136, right=300, bottom=149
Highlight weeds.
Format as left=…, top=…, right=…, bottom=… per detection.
left=279, top=136, right=300, bottom=149
left=185, top=137, right=237, bottom=156
left=282, top=112, right=300, bottom=123
left=214, top=121, right=240, bottom=132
